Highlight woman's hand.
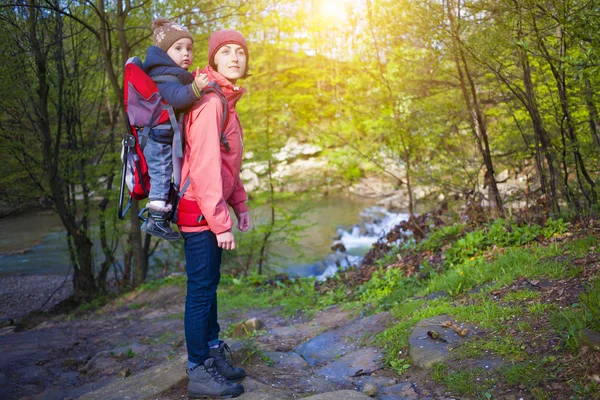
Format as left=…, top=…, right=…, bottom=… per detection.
left=216, top=232, right=236, bottom=250
left=237, top=212, right=251, bottom=232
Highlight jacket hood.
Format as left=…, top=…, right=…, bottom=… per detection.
left=201, top=65, right=246, bottom=110
left=143, top=46, right=194, bottom=84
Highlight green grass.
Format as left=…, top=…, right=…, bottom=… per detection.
left=454, top=336, right=526, bottom=361
left=502, top=360, right=547, bottom=389
left=433, top=363, right=496, bottom=396
left=219, top=276, right=332, bottom=317
left=550, top=278, right=600, bottom=352
left=562, top=236, right=598, bottom=258
left=503, top=289, right=540, bottom=302
left=137, top=275, right=186, bottom=291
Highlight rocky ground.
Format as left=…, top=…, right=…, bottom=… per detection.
left=1, top=281, right=444, bottom=400
left=1, top=261, right=599, bottom=399
left=0, top=275, right=73, bottom=322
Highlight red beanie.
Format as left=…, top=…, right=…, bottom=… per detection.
left=208, top=30, right=250, bottom=76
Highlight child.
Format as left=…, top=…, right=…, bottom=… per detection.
left=141, top=18, right=209, bottom=240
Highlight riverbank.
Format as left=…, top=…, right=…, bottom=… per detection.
left=2, top=212, right=598, bottom=399
left=0, top=275, right=73, bottom=321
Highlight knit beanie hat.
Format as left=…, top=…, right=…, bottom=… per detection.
left=152, top=18, right=194, bottom=52
left=208, top=30, right=250, bottom=76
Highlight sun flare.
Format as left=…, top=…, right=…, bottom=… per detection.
left=317, top=0, right=363, bottom=23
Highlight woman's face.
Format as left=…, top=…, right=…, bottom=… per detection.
left=213, top=43, right=247, bottom=83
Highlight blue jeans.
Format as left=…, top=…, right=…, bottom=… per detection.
left=142, top=132, right=172, bottom=202
left=183, top=230, right=223, bottom=365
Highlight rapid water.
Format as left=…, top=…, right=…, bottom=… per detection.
left=0, top=199, right=408, bottom=278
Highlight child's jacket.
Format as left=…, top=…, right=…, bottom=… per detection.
left=143, top=46, right=197, bottom=144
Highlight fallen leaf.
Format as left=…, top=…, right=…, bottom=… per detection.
left=459, top=329, right=468, bottom=337
left=441, top=321, right=452, bottom=328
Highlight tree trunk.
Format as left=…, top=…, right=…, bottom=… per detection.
left=584, top=76, right=600, bottom=148
left=28, top=0, right=98, bottom=302
left=447, top=0, right=504, bottom=216
left=519, top=49, right=562, bottom=212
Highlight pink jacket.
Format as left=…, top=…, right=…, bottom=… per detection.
left=178, top=66, right=248, bottom=234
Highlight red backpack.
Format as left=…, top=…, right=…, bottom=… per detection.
left=117, top=56, right=230, bottom=221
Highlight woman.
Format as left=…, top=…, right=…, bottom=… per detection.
left=177, top=30, right=251, bottom=399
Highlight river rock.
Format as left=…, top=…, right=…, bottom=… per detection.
left=263, top=351, right=308, bottom=369
left=362, top=382, right=378, bottom=397
left=78, top=355, right=186, bottom=400
left=297, top=374, right=343, bottom=393
left=14, top=365, right=49, bottom=384
left=408, top=315, right=470, bottom=369
left=295, top=312, right=391, bottom=366
left=377, top=382, right=419, bottom=399
left=302, top=390, right=373, bottom=399
left=240, top=377, right=292, bottom=399
left=81, top=353, right=120, bottom=376
left=238, top=393, right=289, bottom=400
left=273, top=138, right=322, bottom=162
left=233, top=317, right=266, bottom=338
left=316, top=347, right=384, bottom=384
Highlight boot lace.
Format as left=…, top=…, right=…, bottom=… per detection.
left=214, top=343, right=236, bottom=372
left=205, top=363, right=228, bottom=384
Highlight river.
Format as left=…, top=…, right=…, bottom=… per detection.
left=0, top=196, right=409, bottom=278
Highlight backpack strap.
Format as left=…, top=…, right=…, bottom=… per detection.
left=152, top=75, right=185, bottom=158
left=172, top=82, right=232, bottom=225
left=203, top=82, right=231, bottom=152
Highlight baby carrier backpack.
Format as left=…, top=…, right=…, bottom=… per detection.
left=117, top=56, right=230, bottom=221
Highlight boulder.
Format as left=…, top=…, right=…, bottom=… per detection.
left=377, top=382, right=419, bottom=399
left=302, top=390, right=373, bottom=399
left=316, top=348, right=384, bottom=385
left=408, top=315, right=471, bottom=369
left=78, top=355, right=186, bottom=400
left=295, top=312, right=391, bottom=366
left=233, top=317, right=266, bottom=338
left=263, top=351, right=308, bottom=369
left=362, top=382, right=378, bottom=397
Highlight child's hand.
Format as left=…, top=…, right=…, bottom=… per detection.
left=194, top=68, right=209, bottom=90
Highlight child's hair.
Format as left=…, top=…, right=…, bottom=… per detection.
left=152, top=17, right=193, bottom=52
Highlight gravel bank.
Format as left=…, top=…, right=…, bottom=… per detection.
left=0, top=275, right=73, bottom=320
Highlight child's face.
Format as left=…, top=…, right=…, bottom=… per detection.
left=167, top=38, right=194, bottom=70
left=213, top=43, right=247, bottom=83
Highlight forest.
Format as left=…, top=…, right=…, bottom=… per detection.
left=0, top=0, right=599, bottom=303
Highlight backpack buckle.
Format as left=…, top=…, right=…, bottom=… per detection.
left=124, top=133, right=136, bottom=147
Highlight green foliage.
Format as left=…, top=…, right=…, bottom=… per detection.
left=417, top=224, right=465, bottom=252
left=433, top=363, right=495, bottom=396
left=358, top=267, right=411, bottom=303
left=220, top=276, right=327, bottom=317
left=501, top=360, right=547, bottom=389
left=137, top=275, right=187, bottom=292
left=550, top=279, right=600, bottom=352
left=454, top=337, right=526, bottom=361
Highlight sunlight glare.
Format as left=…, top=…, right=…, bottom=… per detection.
left=318, top=0, right=359, bottom=23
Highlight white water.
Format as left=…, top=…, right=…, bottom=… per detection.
left=0, top=202, right=409, bottom=280
left=313, top=206, right=410, bottom=281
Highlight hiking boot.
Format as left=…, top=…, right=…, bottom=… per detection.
left=141, top=205, right=180, bottom=241
left=187, top=358, right=244, bottom=399
left=209, top=341, right=246, bottom=382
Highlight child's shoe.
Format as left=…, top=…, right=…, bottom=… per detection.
left=142, top=204, right=181, bottom=241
